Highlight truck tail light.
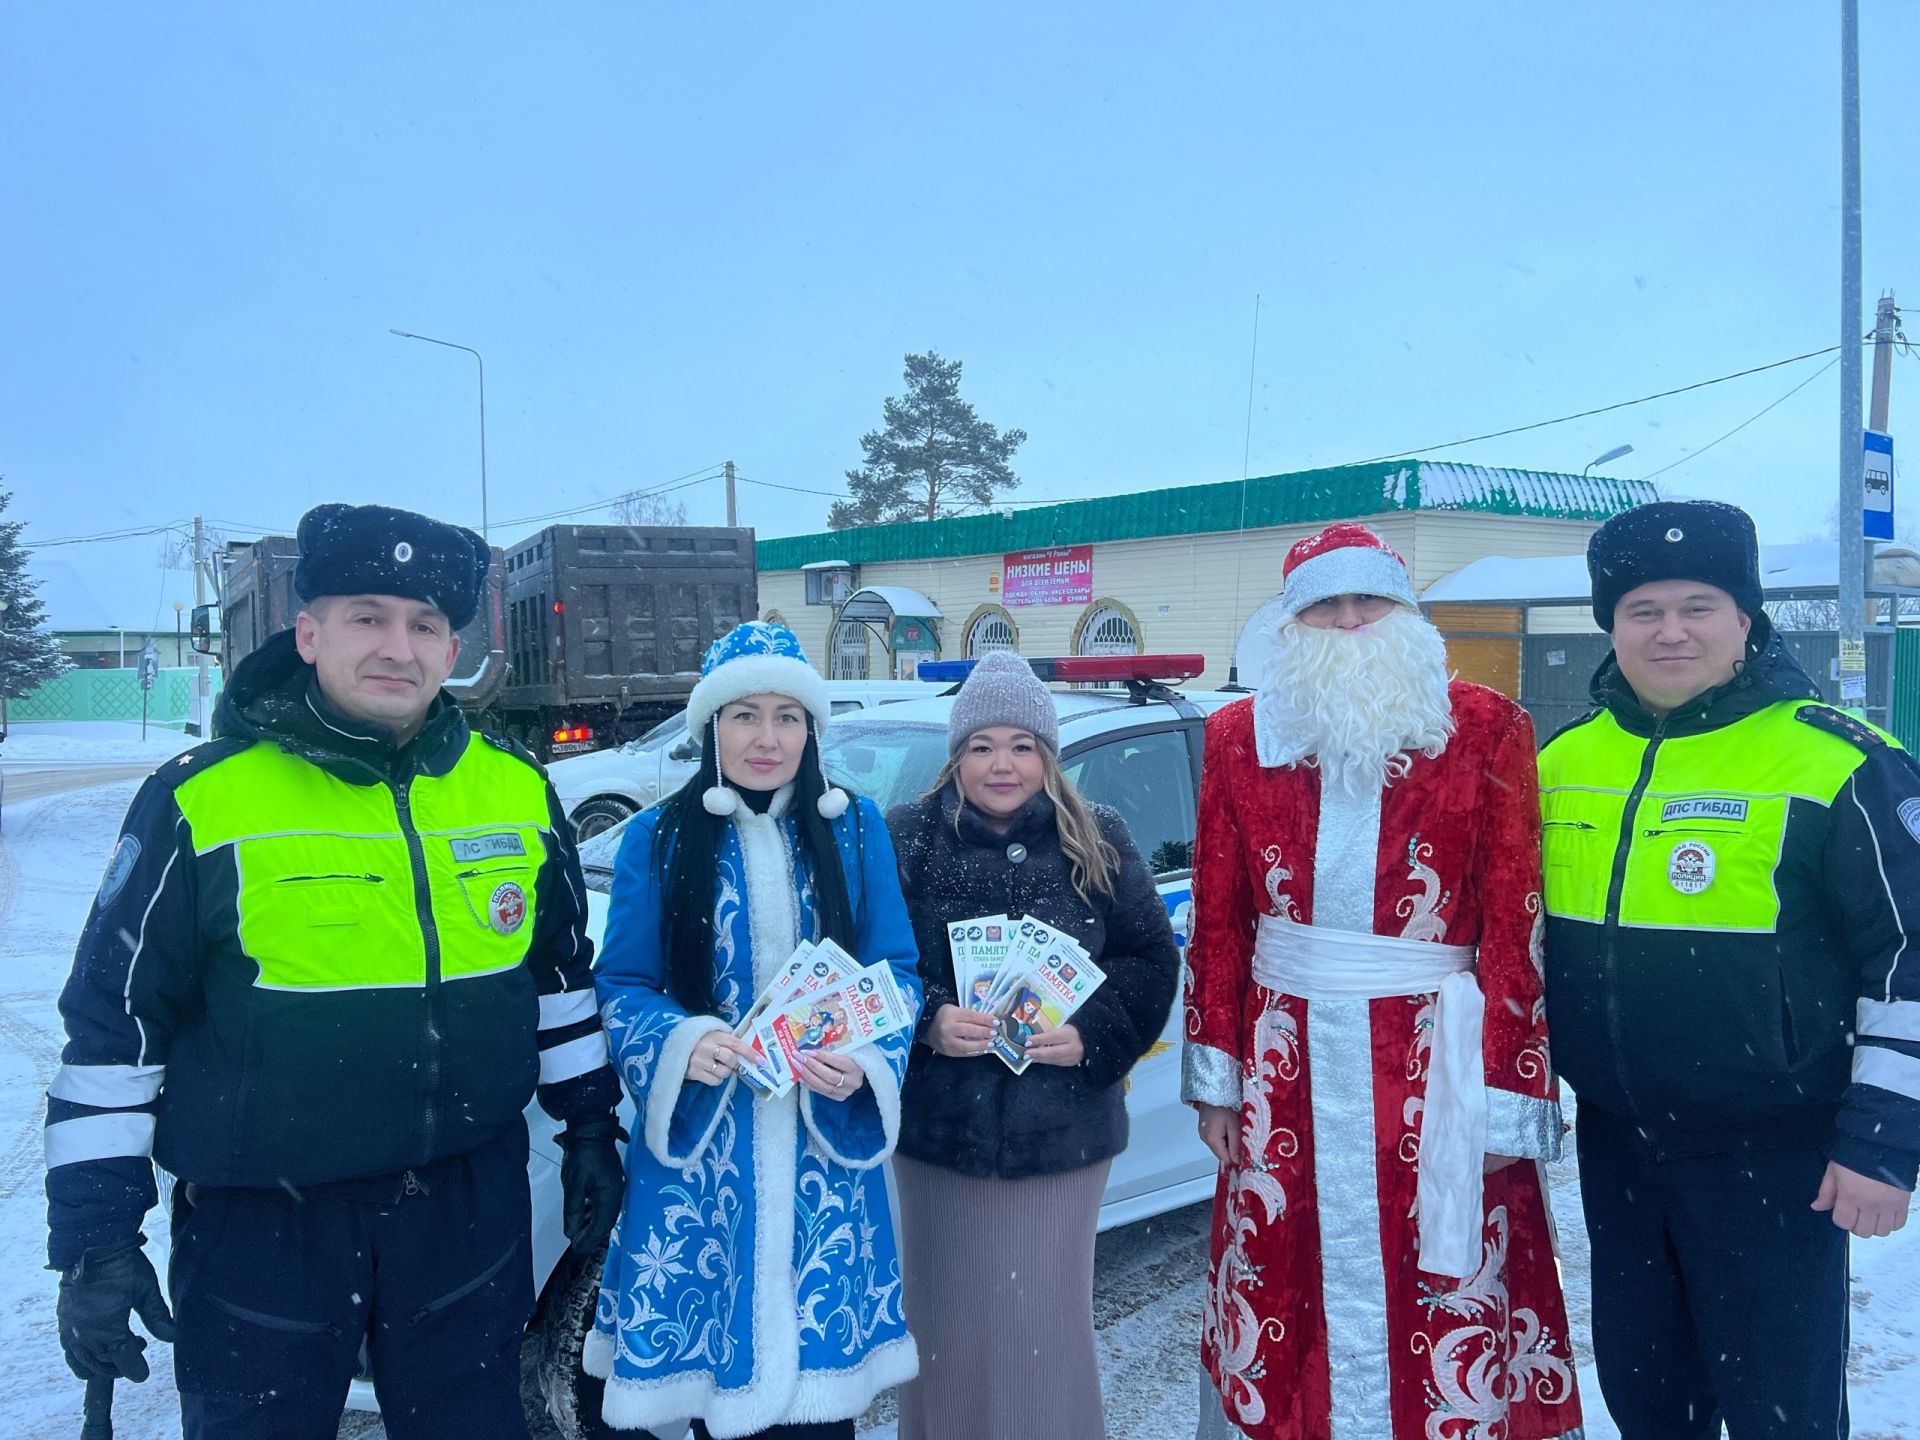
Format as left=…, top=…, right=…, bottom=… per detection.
left=551, top=725, right=594, bottom=745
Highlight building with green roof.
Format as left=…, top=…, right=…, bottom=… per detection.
left=755, top=459, right=1655, bottom=688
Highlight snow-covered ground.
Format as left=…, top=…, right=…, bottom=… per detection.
left=0, top=733, right=1914, bottom=1437
left=0, top=719, right=196, bottom=765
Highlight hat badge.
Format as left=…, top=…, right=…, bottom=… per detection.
left=1665, top=528, right=1684, bottom=542
left=393, top=541, right=414, bottom=563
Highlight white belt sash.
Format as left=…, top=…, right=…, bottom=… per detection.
left=1252, top=914, right=1486, bottom=1279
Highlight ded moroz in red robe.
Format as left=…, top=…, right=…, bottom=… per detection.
left=1183, top=682, right=1583, bottom=1440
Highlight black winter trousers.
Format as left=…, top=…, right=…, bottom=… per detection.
left=168, top=1120, right=534, bottom=1440
left=1576, top=1103, right=1850, bottom=1440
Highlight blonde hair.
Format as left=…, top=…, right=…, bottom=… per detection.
left=929, top=741, right=1119, bottom=905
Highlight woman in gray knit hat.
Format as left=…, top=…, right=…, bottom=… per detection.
left=884, top=649, right=1180, bottom=1440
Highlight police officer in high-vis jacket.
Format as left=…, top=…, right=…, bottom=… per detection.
left=1541, top=500, right=1919, bottom=1439
left=46, top=504, right=625, bottom=1440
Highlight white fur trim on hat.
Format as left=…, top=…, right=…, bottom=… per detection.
left=684, top=653, right=831, bottom=736
left=1278, top=543, right=1418, bottom=620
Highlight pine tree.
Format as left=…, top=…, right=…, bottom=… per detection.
left=827, top=352, right=1027, bottom=529
left=0, top=485, right=74, bottom=698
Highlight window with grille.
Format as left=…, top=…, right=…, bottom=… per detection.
left=966, top=609, right=1016, bottom=657
left=1077, top=603, right=1140, bottom=656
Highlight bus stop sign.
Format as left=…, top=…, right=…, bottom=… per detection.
left=1865, top=430, right=1894, bottom=541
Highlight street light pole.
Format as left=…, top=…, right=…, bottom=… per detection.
left=173, top=600, right=184, bottom=666
left=1582, top=443, right=1635, bottom=479
left=389, top=328, right=489, bottom=539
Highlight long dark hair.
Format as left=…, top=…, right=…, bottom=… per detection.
left=652, top=717, right=857, bottom=1015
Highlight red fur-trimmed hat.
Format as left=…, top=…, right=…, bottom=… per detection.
left=1278, top=523, right=1418, bottom=620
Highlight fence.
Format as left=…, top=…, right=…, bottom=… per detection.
left=7, top=666, right=223, bottom=727
left=1516, top=629, right=1912, bottom=749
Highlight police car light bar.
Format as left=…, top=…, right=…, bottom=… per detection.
left=915, top=654, right=1205, bottom=685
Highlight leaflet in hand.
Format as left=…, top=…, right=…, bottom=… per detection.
left=946, top=913, right=1013, bottom=1012
left=734, top=940, right=912, bottom=1097
left=982, top=920, right=1106, bottom=1074
left=733, top=939, right=855, bottom=1091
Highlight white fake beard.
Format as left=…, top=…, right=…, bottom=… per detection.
left=1252, top=607, right=1456, bottom=797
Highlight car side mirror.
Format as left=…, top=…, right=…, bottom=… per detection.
left=189, top=604, right=214, bottom=655
left=668, top=738, right=700, bottom=763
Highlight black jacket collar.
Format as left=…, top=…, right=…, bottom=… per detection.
left=214, top=629, right=468, bottom=786
left=941, top=780, right=1057, bottom=849
left=1588, top=617, right=1820, bottom=739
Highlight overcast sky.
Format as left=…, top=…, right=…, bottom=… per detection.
left=4, top=1, right=1917, bottom=630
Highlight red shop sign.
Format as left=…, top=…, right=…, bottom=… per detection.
left=1001, top=545, right=1093, bottom=607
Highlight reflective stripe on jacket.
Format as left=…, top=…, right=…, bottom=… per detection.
left=46, top=630, right=617, bottom=1268
left=1541, top=639, right=1920, bottom=1188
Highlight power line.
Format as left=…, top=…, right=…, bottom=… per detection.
left=1336, top=345, right=1847, bottom=467
left=1638, top=355, right=1841, bottom=485
left=733, top=474, right=849, bottom=500
left=23, top=521, right=191, bottom=550
left=492, top=463, right=726, bottom=529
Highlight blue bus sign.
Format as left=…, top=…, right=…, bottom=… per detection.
left=1865, top=430, right=1894, bottom=541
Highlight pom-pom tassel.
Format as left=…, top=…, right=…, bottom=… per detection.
left=702, top=786, right=738, bottom=816
left=816, top=786, right=849, bottom=820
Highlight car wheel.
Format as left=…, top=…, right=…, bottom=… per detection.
left=571, top=797, right=636, bottom=843
left=535, top=1247, right=661, bottom=1440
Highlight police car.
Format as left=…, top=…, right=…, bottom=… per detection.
left=338, top=656, right=1234, bottom=1435
left=550, top=679, right=943, bottom=840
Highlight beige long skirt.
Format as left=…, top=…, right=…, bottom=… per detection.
left=892, top=1154, right=1112, bottom=1440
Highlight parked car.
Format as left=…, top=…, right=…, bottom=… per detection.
left=518, top=654, right=1232, bottom=1434
left=549, top=678, right=945, bottom=838
left=242, top=656, right=1227, bottom=1435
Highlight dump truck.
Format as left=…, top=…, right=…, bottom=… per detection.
left=495, top=523, right=756, bottom=760
left=195, top=534, right=508, bottom=711
left=196, top=523, right=756, bottom=760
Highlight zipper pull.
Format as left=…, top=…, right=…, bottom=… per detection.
left=401, top=1169, right=427, bottom=1197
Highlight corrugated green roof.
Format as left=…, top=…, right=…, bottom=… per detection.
left=755, top=460, right=1655, bottom=571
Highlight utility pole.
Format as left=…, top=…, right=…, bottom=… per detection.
left=724, top=459, right=737, bottom=527
left=1870, top=291, right=1897, bottom=432
left=189, top=516, right=211, bottom=736
left=1867, top=291, right=1900, bottom=631
left=1837, top=0, right=1867, bottom=710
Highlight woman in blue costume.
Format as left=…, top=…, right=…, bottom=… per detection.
left=586, top=624, right=922, bottom=1439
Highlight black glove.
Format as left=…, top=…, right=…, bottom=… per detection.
left=557, top=1118, right=625, bottom=1256
left=57, top=1241, right=177, bottom=1383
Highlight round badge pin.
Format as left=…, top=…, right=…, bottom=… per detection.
left=393, top=541, right=414, bottom=563
left=1667, top=840, right=1715, bottom=895
left=488, top=881, right=527, bottom=935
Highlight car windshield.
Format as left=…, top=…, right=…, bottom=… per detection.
left=619, top=713, right=687, bottom=755
left=819, top=717, right=950, bottom=813
left=577, top=715, right=950, bottom=888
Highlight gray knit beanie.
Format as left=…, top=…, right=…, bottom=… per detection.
left=948, top=650, right=1058, bottom=756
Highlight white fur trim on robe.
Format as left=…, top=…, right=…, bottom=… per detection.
left=643, top=1013, right=736, bottom=1169
left=798, top=1044, right=902, bottom=1171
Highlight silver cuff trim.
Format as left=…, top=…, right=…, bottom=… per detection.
left=1485, top=1087, right=1563, bottom=1162
left=1181, top=1041, right=1241, bottom=1108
